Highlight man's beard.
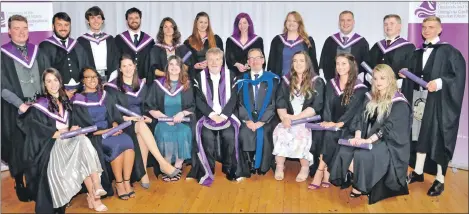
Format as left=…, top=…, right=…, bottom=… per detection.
left=54, top=30, right=70, bottom=40
left=128, top=23, right=141, bottom=31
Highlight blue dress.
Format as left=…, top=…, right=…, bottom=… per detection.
left=282, top=40, right=305, bottom=76
left=85, top=92, right=134, bottom=162
left=154, top=81, right=192, bottom=161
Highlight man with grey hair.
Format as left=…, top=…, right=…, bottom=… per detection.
left=188, top=47, right=247, bottom=184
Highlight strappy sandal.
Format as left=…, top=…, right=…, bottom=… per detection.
left=123, top=179, right=135, bottom=198
left=308, top=168, right=325, bottom=190
left=321, top=167, right=331, bottom=188
left=115, top=180, right=129, bottom=200
left=86, top=193, right=108, bottom=212
left=169, top=167, right=182, bottom=182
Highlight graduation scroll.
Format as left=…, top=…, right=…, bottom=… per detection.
left=60, top=125, right=98, bottom=140
left=360, top=62, right=373, bottom=74
left=338, top=139, right=373, bottom=150
left=157, top=117, right=191, bottom=122
left=398, top=69, right=428, bottom=89
left=102, top=121, right=132, bottom=139
left=305, top=123, right=341, bottom=131
left=115, top=104, right=142, bottom=117
left=291, top=115, right=322, bottom=126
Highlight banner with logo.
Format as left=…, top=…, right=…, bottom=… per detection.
left=1, top=2, right=53, bottom=45
left=408, top=1, right=469, bottom=169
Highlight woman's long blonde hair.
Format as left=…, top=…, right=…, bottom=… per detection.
left=283, top=11, right=312, bottom=48
left=364, top=64, right=398, bottom=122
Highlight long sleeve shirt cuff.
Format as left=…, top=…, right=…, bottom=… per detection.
left=435, top=78, right=443, bottom=91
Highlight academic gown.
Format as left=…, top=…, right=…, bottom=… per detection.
left=225, top=35, right=264, bottom=76
left=17, top=97, right=69, bottom=214
left=1, top=42, right=46, bottom=181
left=103, top=79, right=148, bottom=182
left=368, top=38, right=416, bottom=101
left=114, top=31, right=155, bottom=82
left=146, top=43, right=193, bottom=83
left=70, top=91, right=123, bottom=197
left=183, top=35, right=224, bottom=80
left=267, top=34, right=319, bottom=77
left=187, top=68, right=248, bottom=184
left=143, top=77, right=196, bottom=176
left=38, top=36, right=90, bottom=85
left=407, top=43, right=466, bottom=175
left=275, top=74, right=326, bottom=176
left=329, top=92, right=412, bottom=204
left=236, top=71, right=280, bottom=173
left=320, top=78, right=368, bottom=167
left=319, top=33, right=370, bottom=81
left=77, top=33, right=120, bottom=77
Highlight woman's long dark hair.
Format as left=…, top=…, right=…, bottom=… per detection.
left=289, top=51, right=316, bottom=100
left=41, top=68, right=72, bottom=113
left=335, top=53, right=358, bottom=106
left=164, top=55, right=190, bottom=91
left=116, top=54, right=140, bottom=93
left=156, top=17, right=181, bottom=46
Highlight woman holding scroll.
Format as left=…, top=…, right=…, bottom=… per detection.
left=104, top=54, right=180, bottom=190
left=145, top=55, right=195, bottom=182
left=272, top=51, right=325, bottom=182
left=308, top=53, right=368, bottom=190
left=71, top=67, right=135, bottom=201
left=18, top=68, right=106, bottom=213
left=328, top=64, right=411, bottom=204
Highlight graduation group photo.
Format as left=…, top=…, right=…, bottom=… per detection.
left=1, top=1, right=468, bottom=213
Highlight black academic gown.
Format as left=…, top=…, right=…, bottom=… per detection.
left=320, top=33, right=370, bottom=81
left=236, top=71, right=280, bottom=174
left=329, top=92, right=412, bottom=204
left=321, top=78, right=368, bottom=167
left=267, top=34, right=319, bottom=77
left=225, top=35, right=264, bottom=76
left=70, top=91, right=123, bottom=197
left=17, top=98, right=69, bottom=214
left=275, top=75, right=326, bottom=176
left=146, top=43, right=193, bottom=83
left=183, top=35, right=224, bottom=80
left=368, top=38, right=416, bottom=101
left=103, top=79, right=148, bottom=182
left=1, top=43, right=46, bottom=181
left=77, top=33, right=120, bottom=77
left=143, top=77, right=196, bottom=176
left=114, top=31, right=155, bottom=82
left=38, top=36, right=90, bottom=85
left=407, top=43, right=466, bottom=175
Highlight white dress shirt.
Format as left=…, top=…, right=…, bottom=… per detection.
left=423, top=37, right=442, bottom=91
left=251, top=70, right=264, bottom=102
left=207, top=72, right=228, bottom=119
left=89, top=31, right=108, bottom=72
left=128, top=30, right=141, bottom=43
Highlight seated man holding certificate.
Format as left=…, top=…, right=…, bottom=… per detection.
left=272, top=51, right=325, bottom=182
left=329, top=64, right=412, bottom=204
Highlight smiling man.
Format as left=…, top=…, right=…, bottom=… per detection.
left=39, top=12, right=90, bottom=98
left=114, top=7, right=155, bottom=82
left=319, top=10, right=369, bottom=83
left=77, top=6, right=119, bottom=82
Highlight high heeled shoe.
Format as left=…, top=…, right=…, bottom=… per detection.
left=93, top=182, right=107, bottom=198
left=123, top=179, right=135, bottom=198
left=115, top=181, right=129, bottom=200
left=86, top=193, right=108, bottom=212
left=308, top=168, right=325, bottom=190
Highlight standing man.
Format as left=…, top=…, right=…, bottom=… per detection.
left=114, top=7, right=155, bottom=82
left=77, top=6, right=119, bottom=82
left=406, top=16, right=466, bottom=197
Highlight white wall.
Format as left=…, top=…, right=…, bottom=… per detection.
left=53, top=1, right=409, bottom=63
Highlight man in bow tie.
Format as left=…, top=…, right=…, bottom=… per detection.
left=39, top=12, right=90, bottom=98
left=77, top=6, right=119, bottom=82
left=405, top=16, right=466, bottom=197
left=318, top=10, right=369, bottom=83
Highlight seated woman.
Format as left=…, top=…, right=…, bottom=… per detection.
left=328, top=64, right=411, bottom=203
left=104, top=54, right=180, bottom=190
left=71, top=67, right=136, bottom=201
left=273, top=51, right=325, bottom=182
left=309, top=53, right=367, bottom=190
left=18, top=68, right=106, bottom=213
left=145, top=55, right=195, bottom=182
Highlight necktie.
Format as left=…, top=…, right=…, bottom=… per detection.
left=133, top=34, right=139, bottom=46
left=60, top=40, right=66, bottom=48
left=253, top=74, right=260, bottom=107
left=17, top=45, right=28, bottom=59
left=386, top=39, right=392, bottom=47
left=93, top=32, right=103, bottom=39
left=342, top=36, right=349, bottom=44
left=423, top=42, right=434, bottom=49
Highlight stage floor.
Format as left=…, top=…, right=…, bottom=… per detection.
left=2, top=161, right=468, bottom=213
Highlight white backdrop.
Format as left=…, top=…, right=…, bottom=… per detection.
left=53, top=1, right=410, bottom=63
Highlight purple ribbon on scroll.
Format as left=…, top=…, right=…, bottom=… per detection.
left=157, top=117, right=191, bottom=122
left=290, top=115, right=322, bottom=126
left=305, top=123, right=340, bottom=131
left=115, top=104, right=142, bottom=117
left=60, top=125, right=98, bottom=140
left=360, top=61, right=373, bottom=74
left=338, top=139, right=373, bottom=150
left=102, top=121, right=132, bottom=139
left=398, top=69, right=428, bottom=89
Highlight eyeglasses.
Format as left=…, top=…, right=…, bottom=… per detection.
left=84, top=76, right=99, bottom=80
left=248, top=56, right=264, bottom=61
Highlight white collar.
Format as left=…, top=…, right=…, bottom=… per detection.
left=385, top=35, right=400, bottom=41
left=425, top=36, right=440, bottom=44
left=89, top=30, right=103, bottom=35
left=209, top=72, right=221, bottom=80
left=251, top=70, right=263, bottom=79
left=53, top=34, right=69, bottom=44
left=339, top=31, right=355, bottom=39
left=128, top=30, right=141, bottom=37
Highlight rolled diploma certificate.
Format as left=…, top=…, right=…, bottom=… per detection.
left=60, top=125, right=98, bottom=140
left=291, top=115, right=322, bottom=126
left=360, top=61, right=373, bottom=74
left=338, top=139, right=373, bottom=150
left=399, top=69, right=428, bottom=89
left=115, top=104, right=142, bottom=117
left=305, top=123, right=340, bottom=131
left=102, top=121, right=132, bottom=139
left=157, top=117, right=190, bottom=122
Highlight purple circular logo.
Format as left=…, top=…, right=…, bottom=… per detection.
left=414, top=1, right=437, bottom=18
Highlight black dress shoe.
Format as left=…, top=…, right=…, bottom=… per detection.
left=257, top=170, right=266, bottom=175
left=427, top=180, right=444, bottom=196
left=407, top=171, right=424, bottom=184
left=341, top=171, right=353, bottom=189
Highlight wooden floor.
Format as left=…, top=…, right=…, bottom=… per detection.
left=2, top=161, right=468, bottom=213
